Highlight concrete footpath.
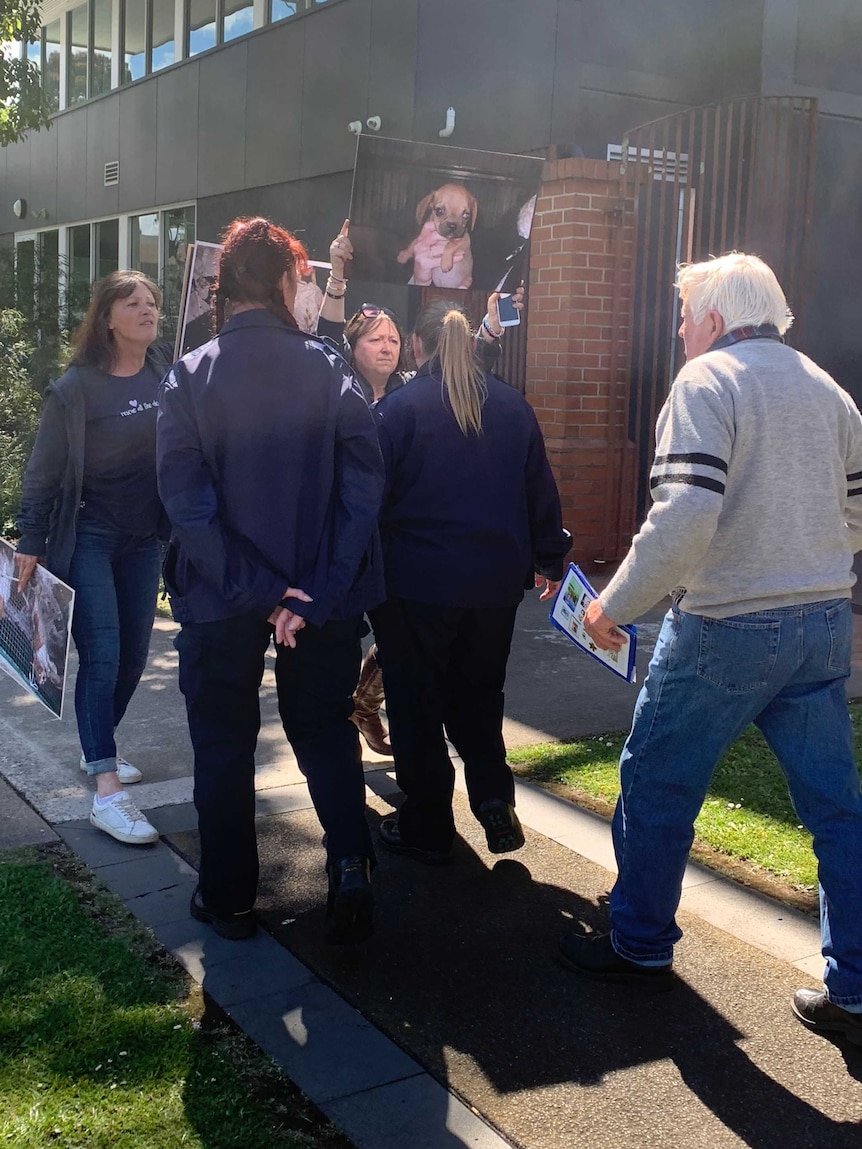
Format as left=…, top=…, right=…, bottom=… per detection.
left=1, top=591, right=862, bottom=1148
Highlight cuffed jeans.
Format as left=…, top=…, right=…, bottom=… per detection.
left=372, top=597, right=518, bottom=851
left=175, top=613, right=374, bottom=915
left=610, top=598, right=862, bottom=1010
left=68, top=525, right=161, bottom=775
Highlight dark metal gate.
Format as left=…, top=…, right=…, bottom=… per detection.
left=607, top=96, right=818, bottom=549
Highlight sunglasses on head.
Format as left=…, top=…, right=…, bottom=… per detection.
left=359, top=304, right=397, bottom=320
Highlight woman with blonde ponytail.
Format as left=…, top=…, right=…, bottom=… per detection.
left=371, top=300, right=570, bottom=865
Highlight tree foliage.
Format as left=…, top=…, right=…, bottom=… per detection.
left=0, top=308, right=41, bottom=534
left=0, top=0, right=52, bottom=145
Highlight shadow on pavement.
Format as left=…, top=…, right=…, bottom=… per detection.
left=164, top=788, right=862, bottom=1149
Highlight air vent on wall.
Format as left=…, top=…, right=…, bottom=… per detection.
left=104, top=161, right=119, bottom=187
left=607, top=144, right=689, bottom=184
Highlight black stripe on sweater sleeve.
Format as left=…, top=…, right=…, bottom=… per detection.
left=653, top=452, right=728, bottom=474
left=650, top=473, right=726, bottom=496
left=848, top=486, right=862, bottom=497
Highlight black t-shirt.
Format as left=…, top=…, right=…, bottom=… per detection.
left=79, top=363, right=162, bottom=536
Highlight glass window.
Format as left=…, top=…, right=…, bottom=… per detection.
left=43, top=21, right=61, bottom=112
left=67, top=4, right=89, bottom=105
left=188, top=0, right=217, bottom=56
left=15, top=238, right=36, bottom=321
left=151, top=0, right=175, bottom=72
left=131, top=213, right=160, bottom=282
left=36, top=231, right=60, bottom=337
left=26, top=37, right=40, bottom=75
left=68, top=224, right=92, bottom=327
left=95, top=219, right=119, bottom=281
left=123, top=0, right=146, bottom=82
left=270, top=0, right=298, bottom=20
left=162, top=205, right=195, bottom=342
left=224, top=0, right=254, bottom=41
left=91, top=0, right=113, bottom=97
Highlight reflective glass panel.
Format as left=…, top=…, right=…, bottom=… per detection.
left=131, top=213, right=160, bottom=282
left=67, top=4, right=89, bottom=105
left=123, top=0, right=146, bottom=82
left=188, top=0, right=217, bottom=56
left=151, top=0, right=175, bottom=72
left=95, top=219, right=120, bottom=281
left=92, top=0, right=113, bottom=97
left=68, top=224, right=92, bottom=327
left=270, top=0, right=297, bottom=20
left=43, top=22, right=61, bottom=112
left=162, top=205, right=196, bottom=345
left=224, top=0, right=254, bottom=42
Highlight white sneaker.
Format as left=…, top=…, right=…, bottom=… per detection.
left=80, top=754, right=142, bottom=785
left=90, top=792, right=159, bottom=845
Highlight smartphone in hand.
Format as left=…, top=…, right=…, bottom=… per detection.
left=496, top=294, right=521, bottom=327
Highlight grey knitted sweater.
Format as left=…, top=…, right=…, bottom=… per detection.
left=601, top=339, right=862, bottom=624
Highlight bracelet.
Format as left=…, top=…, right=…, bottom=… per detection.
left=325, top=289, right=346, bottom=300
left=327, top=273, right=347, bottom=285
left=482, top=315, right=502, bottom=339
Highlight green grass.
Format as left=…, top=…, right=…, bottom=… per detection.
left=508, top=704, right=862, bottom=896
left=0, top=846, right=351, bottom=1149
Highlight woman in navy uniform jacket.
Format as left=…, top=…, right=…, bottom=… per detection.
left=372, top=300, right=570, bottom=864
left=157, top=218, right=385, bottom=945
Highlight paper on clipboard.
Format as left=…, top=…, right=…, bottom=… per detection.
left=549, top=563, right=637, bottom=684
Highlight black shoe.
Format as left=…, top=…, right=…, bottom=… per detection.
left=477, top=798, right=525, bottom=854
left=378, top=818, right=452, bottom=865
left=558, top=932, right=675, bottom=992
left=190, top=886, right=257, bottom=940
left=792, top=988, right=862, bottom=1046
left=326, top=856, right=374, bottom=945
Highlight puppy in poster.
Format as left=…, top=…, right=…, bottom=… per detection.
left=397, top=182, right=477, bottom=288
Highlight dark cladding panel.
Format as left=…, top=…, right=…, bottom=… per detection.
left=3, top=136, right=30, bottom=235
left=85, top=97, right=120, bottom=219
left=56, top=112, right=88, bottom=222
left=245, top=19, right=305, bottom=188
left=118, top=81, right=158, bottom=212
left=299, top=0, right=372, bottom=177
left=574, top=89, right=687, bottom=159
left=413, top=0, right=556, bottom=153
left=796, top=3, right=862, bottom=95
left=796, top=116, right=862, bottom=406
left=367, top=0, right=419, bottom=142
left=550, top=0, right=585, bottom=151
left=28, top=119, right=59, bottom=225
left=155, top=63, right=200, bottom=205
left=198, top=42, right=248, bottom=197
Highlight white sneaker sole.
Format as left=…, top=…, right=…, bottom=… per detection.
left=80, top=758, right=142, bottom=785
left=89, top=810, right=159, bottom=845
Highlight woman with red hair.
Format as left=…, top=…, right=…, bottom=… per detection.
left=157, top=217, right=385, bottom=945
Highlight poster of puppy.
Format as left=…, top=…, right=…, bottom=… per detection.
left=348, top=136, right=543, bottom=293
left=0, top=539, right=74, bottom=719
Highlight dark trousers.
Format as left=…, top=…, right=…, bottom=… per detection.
left=175, top=613, right=373, bottom=914
left=372, top=597, right=518, bottom=850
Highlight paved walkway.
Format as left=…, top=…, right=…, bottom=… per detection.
left=1, top=591, right=862, bottom=1147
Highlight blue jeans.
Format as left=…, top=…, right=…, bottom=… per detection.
left=610, top=599, right=862, bottom=1010
left=68, top=525, right=161, bottom=774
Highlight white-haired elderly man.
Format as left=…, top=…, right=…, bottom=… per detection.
left=558, top=252, right=862, bottom=1045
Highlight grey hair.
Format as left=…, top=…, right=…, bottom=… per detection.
left=676, top=252, right=793, bottom=335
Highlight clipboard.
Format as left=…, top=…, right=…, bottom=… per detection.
left=549, top=563, right=637, bottom=684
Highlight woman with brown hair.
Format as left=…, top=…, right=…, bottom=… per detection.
left=16, top=271, right=173, bottom=846
left=157, top=217, right=385, bottom=945
left=371, top=300, right=570, bottom=864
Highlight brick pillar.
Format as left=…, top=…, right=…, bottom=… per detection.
left=526, top=158, right=636, bottom=569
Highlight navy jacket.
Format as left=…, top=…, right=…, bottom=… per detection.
left=156, top=309, right=385, bottom=625
left=17, top=343, right=173, bottom=581
left=374, top=362, right=570, bottom=609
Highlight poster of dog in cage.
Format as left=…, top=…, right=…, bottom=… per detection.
left=0, top=539, right=74, bottom=719
left=348, top=136, right=543, bottom=293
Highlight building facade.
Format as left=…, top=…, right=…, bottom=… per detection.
left=2, top=0, right=861, bottom=559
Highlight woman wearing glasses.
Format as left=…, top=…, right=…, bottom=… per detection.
left=317, top=222, right=522, bottom=756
